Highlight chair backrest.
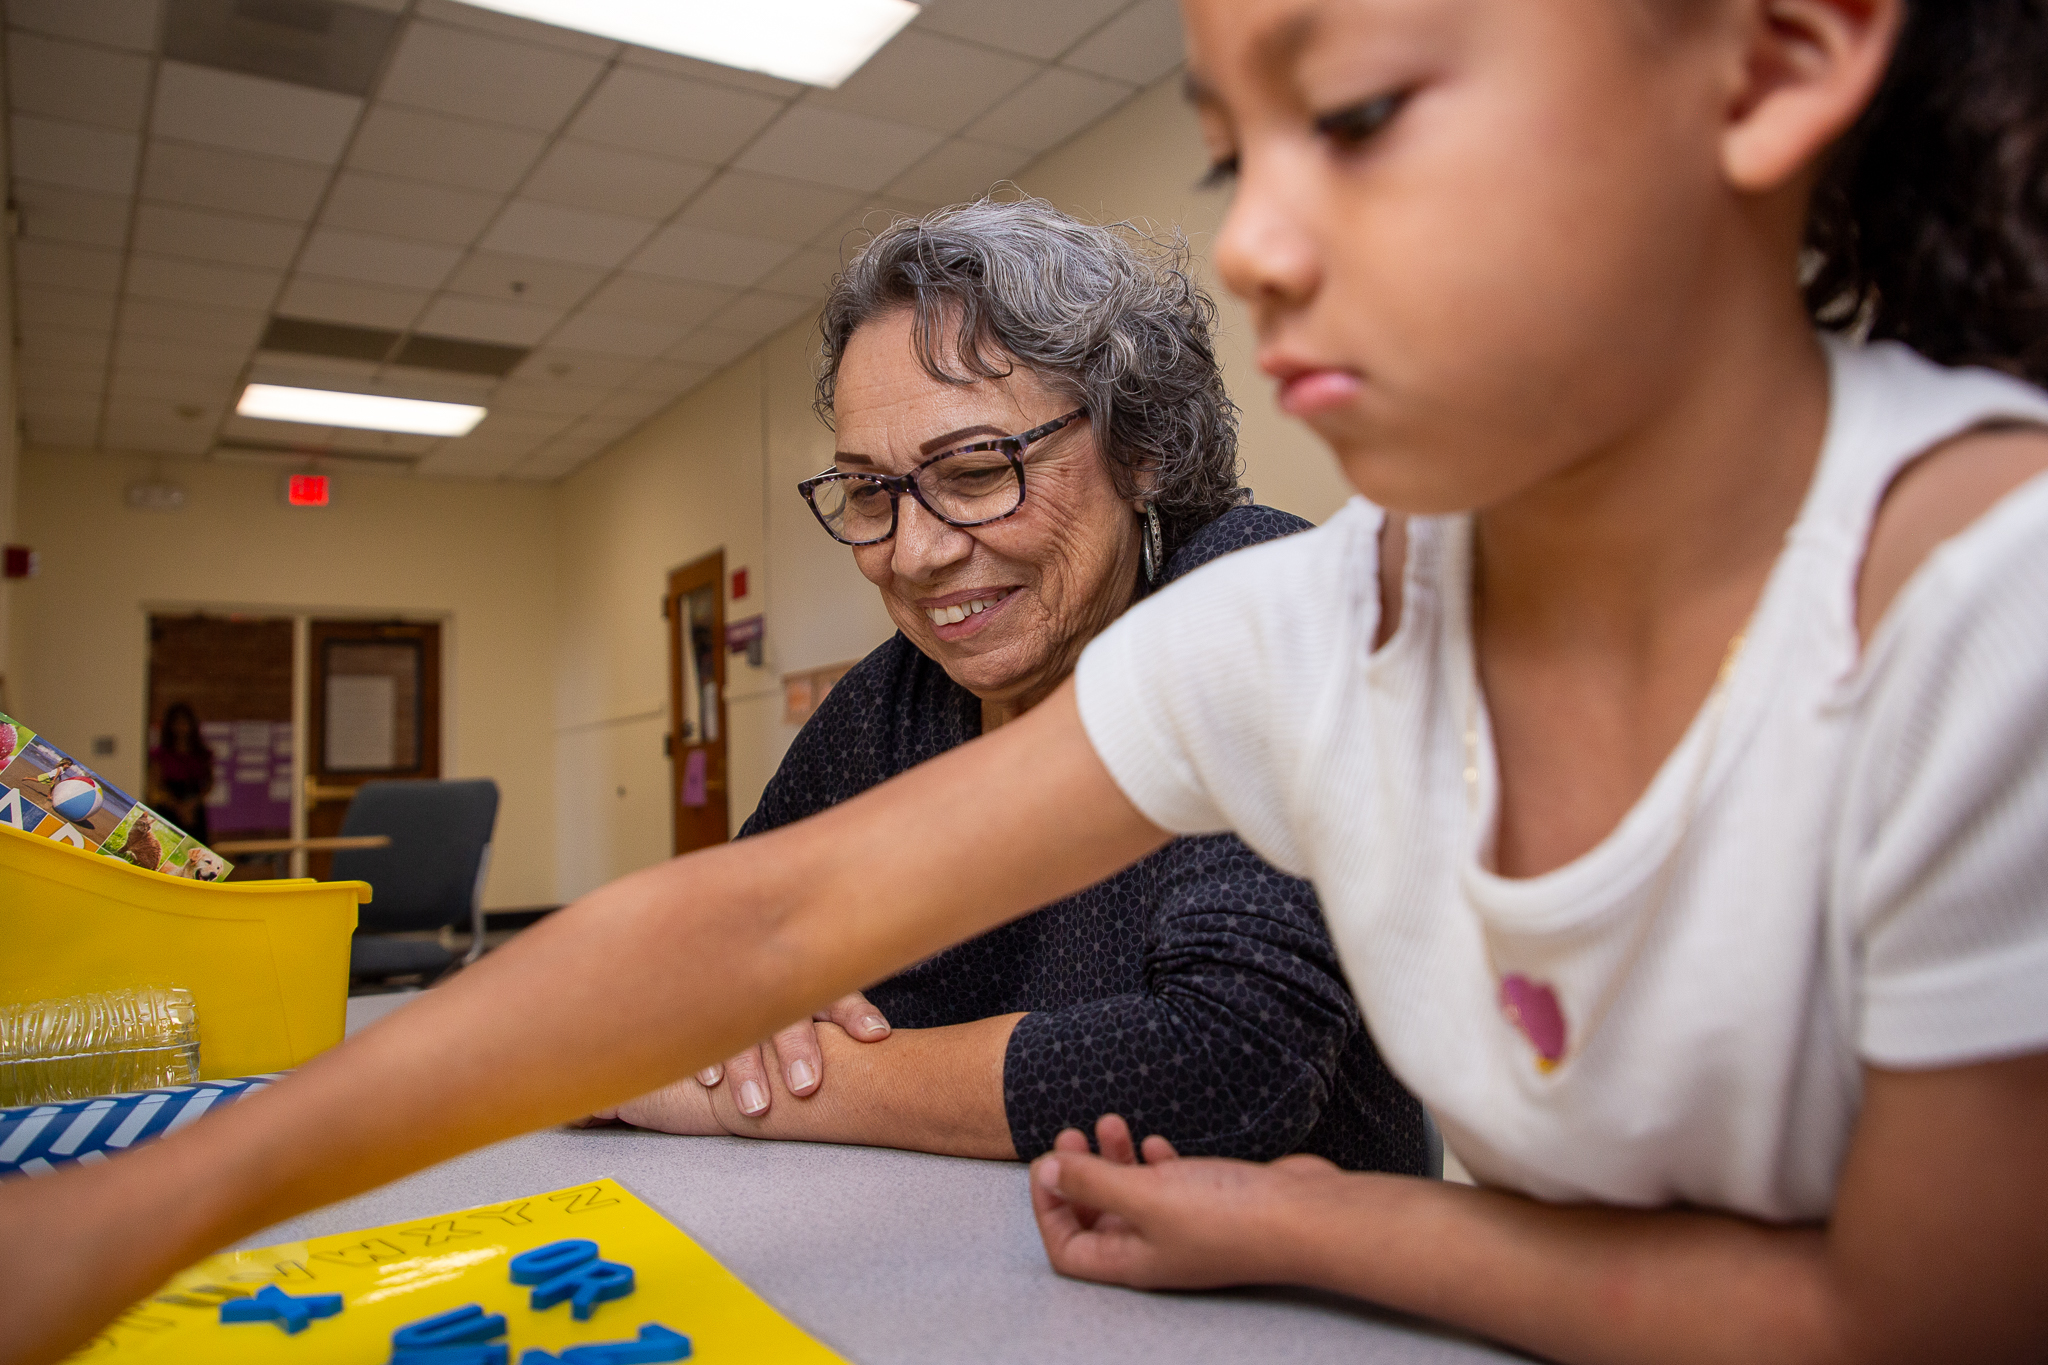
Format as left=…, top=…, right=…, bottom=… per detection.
left=331, top=779, right=499, bottom=934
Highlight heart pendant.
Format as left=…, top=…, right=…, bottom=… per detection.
left=1498, top=973, right=1567, bottom=1072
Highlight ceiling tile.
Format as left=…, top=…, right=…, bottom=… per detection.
left=376, top=21, right=606, bottom=133
left=126, top=254, right=282, bottom=310
left=480, top=200, right=655, bottom=268
left=618, top=45, right=803, bottom=99
left=885, top=137, right=1031, bottom=204
left=466, top=408, right=575, bottom=442
left=568, top=67, right=786, bottom=164
left=277, top=274, right=428, bottom=330
left=7, top=32, right=152, bottom=130
left=133, top=202, right=306, bottom=269
left=677, top=171, right=858, bottom=245
left=298, top=228, right=463, bottom=289
left=626, top=358, right=714, bottom=392
left=24, top=390, right=104, bottom=421
left=704, top=290, right=818, bottom=341
left=15, top=240, right=125, bottom=292
left=365, top=369, right=498, bottom=402
left=247, top=355, right=382, bottom=386
left=415, top=294, right=566, bottom=346
left=509, top=348, right=643, bottom=388
left=578, top=273, right=732, bottom=327
left=18, top=363, right=110, bottom=396
left=13, top=181, right=131, bottom=247
left=112, top=335, right=245, bottom=377
left=490, top=383, right=609, bottom=417
left=20, top=324, right=113, bottom=368
left=12, top=115, right=140, bottom=195
left=326, top=427, right=442, bottom=456
left=320, top=170, right=501, bottom=247
left=522, top=141, right=713, bottom=221
left=25, top=414, right=100, bottom=447
left=591, top=387, right=673, bottom=423
left=1062, top=0, right=1185, bottom=86
left=6, top=0, right=159, bottom=51
left=808, top=196, right=938, bottom=252
left=736, top=107, right=942, bottom=193
left=120, top=298, right=268, bottom=350
left=102, top=420, right=216, bottom=455
left=804, top=30, right=1040, bottom=135
left=152, top=62, right=363, bottom=165
left=108, top=368, right=237, bottom=404
left=914, top=0, right=1131, bottom=60
left=444, top=251, right=606, bottom=310
left=627, top=223, right=793, bottom=288
left=754, top=246, right=844, bottom=298
left=412, top=0, right=620, bottom=58
left=18, top=286, right=119, bottom=333
left=347, top=106, right=546, bottom=194
left=140, top=141, right=332, bottom=221
left=106, top=392, right=230, bottom=427
left=964, top=66, right=1134, bottom=153
left=542, top=311, right=689, bottom=358
left=665, top=327, right=759, bottom=369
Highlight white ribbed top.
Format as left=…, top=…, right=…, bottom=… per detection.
left=1076, top=340, right=2048, bottom=1220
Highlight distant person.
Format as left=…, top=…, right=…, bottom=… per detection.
left=146, top=702, right=214, bottom=844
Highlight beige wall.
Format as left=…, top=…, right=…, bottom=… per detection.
left=9, top=67, right=1355, bottom=909
left=6, top=451, right=559, bottom=908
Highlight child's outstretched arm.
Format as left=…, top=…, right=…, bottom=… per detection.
left=1033, top=1051, right=2048, bottom=1365
left=0, top=684, right=1170, bottom=1365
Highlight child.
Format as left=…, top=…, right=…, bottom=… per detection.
left=1, top=2, right=2042, bottom=1362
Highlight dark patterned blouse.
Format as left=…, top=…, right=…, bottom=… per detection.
left=740, top=505, right=1427, bottom=1173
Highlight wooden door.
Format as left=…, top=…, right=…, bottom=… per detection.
left=145, top=615, right=293, bottom=880
left=306, top=619, right=442, bottom=880
left=666, top=552, right=728, bottom=854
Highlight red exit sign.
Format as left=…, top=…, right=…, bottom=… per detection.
left=286, top=474, right=330, bottom=507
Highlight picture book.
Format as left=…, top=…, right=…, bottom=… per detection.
left=0, top=714, right=231, bottom=881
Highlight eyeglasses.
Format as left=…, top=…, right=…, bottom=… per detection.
left=797, top=409, right=1087, bottom=546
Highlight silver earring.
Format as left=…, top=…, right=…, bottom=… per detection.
left=1141, top=502, right=1163, bottom=584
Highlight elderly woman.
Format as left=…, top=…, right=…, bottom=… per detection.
left=588, top=199, right=1425, bottom=1173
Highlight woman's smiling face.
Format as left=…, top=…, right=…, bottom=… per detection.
left=832, top=309, right=1145, bottom=717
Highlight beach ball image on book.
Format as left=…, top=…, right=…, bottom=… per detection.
left=51, top=774, right=103, bottom=824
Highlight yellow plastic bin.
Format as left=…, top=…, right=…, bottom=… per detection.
left=0, top=825, right=371, bottom=1080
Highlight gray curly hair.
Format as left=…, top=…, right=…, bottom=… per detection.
left=815, top=196, right=1243, bottom=567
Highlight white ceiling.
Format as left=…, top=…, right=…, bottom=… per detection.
left=4, top=0, right=1186, bottom=481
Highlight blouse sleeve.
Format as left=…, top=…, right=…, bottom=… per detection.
left=1840, top=474, right=2048, bottom=1068
left=1000, top=833, right=1364, bottom=1162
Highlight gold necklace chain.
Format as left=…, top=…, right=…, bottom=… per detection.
left=1463, top=617, right=1748, bottom=1074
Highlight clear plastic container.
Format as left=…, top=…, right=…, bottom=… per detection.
left=0, top=985, right=200, bottom=1106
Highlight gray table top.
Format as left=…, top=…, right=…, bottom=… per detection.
left=226, top=995, right=1526, bottom=1365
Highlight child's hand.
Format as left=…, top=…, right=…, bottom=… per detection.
left=1029, top=1113, right=1342, bottom=1291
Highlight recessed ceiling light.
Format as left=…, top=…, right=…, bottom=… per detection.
left=237, top=384, right=486, bottom=437
left=464, top=0, right=919, bottom=87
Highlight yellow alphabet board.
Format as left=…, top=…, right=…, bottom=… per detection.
left=67, top=1178, right=851, bottom=1363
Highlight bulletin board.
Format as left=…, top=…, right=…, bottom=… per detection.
left=67, top=1178, right=850, bottom=1364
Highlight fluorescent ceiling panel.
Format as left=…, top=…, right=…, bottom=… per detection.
left=466, top=0, right=919, bottom=87
left=237, top=383, right=486, bottom=436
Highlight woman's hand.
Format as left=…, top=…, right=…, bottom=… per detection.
left=696, top=992, right=890, bottom=1117
left=573, top=1074, right=726, bottom=1136
left=1029, top=1113, right=1342, bottom=1291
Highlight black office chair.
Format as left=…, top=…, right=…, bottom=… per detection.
left=335, top=779, right=499, bottom=987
